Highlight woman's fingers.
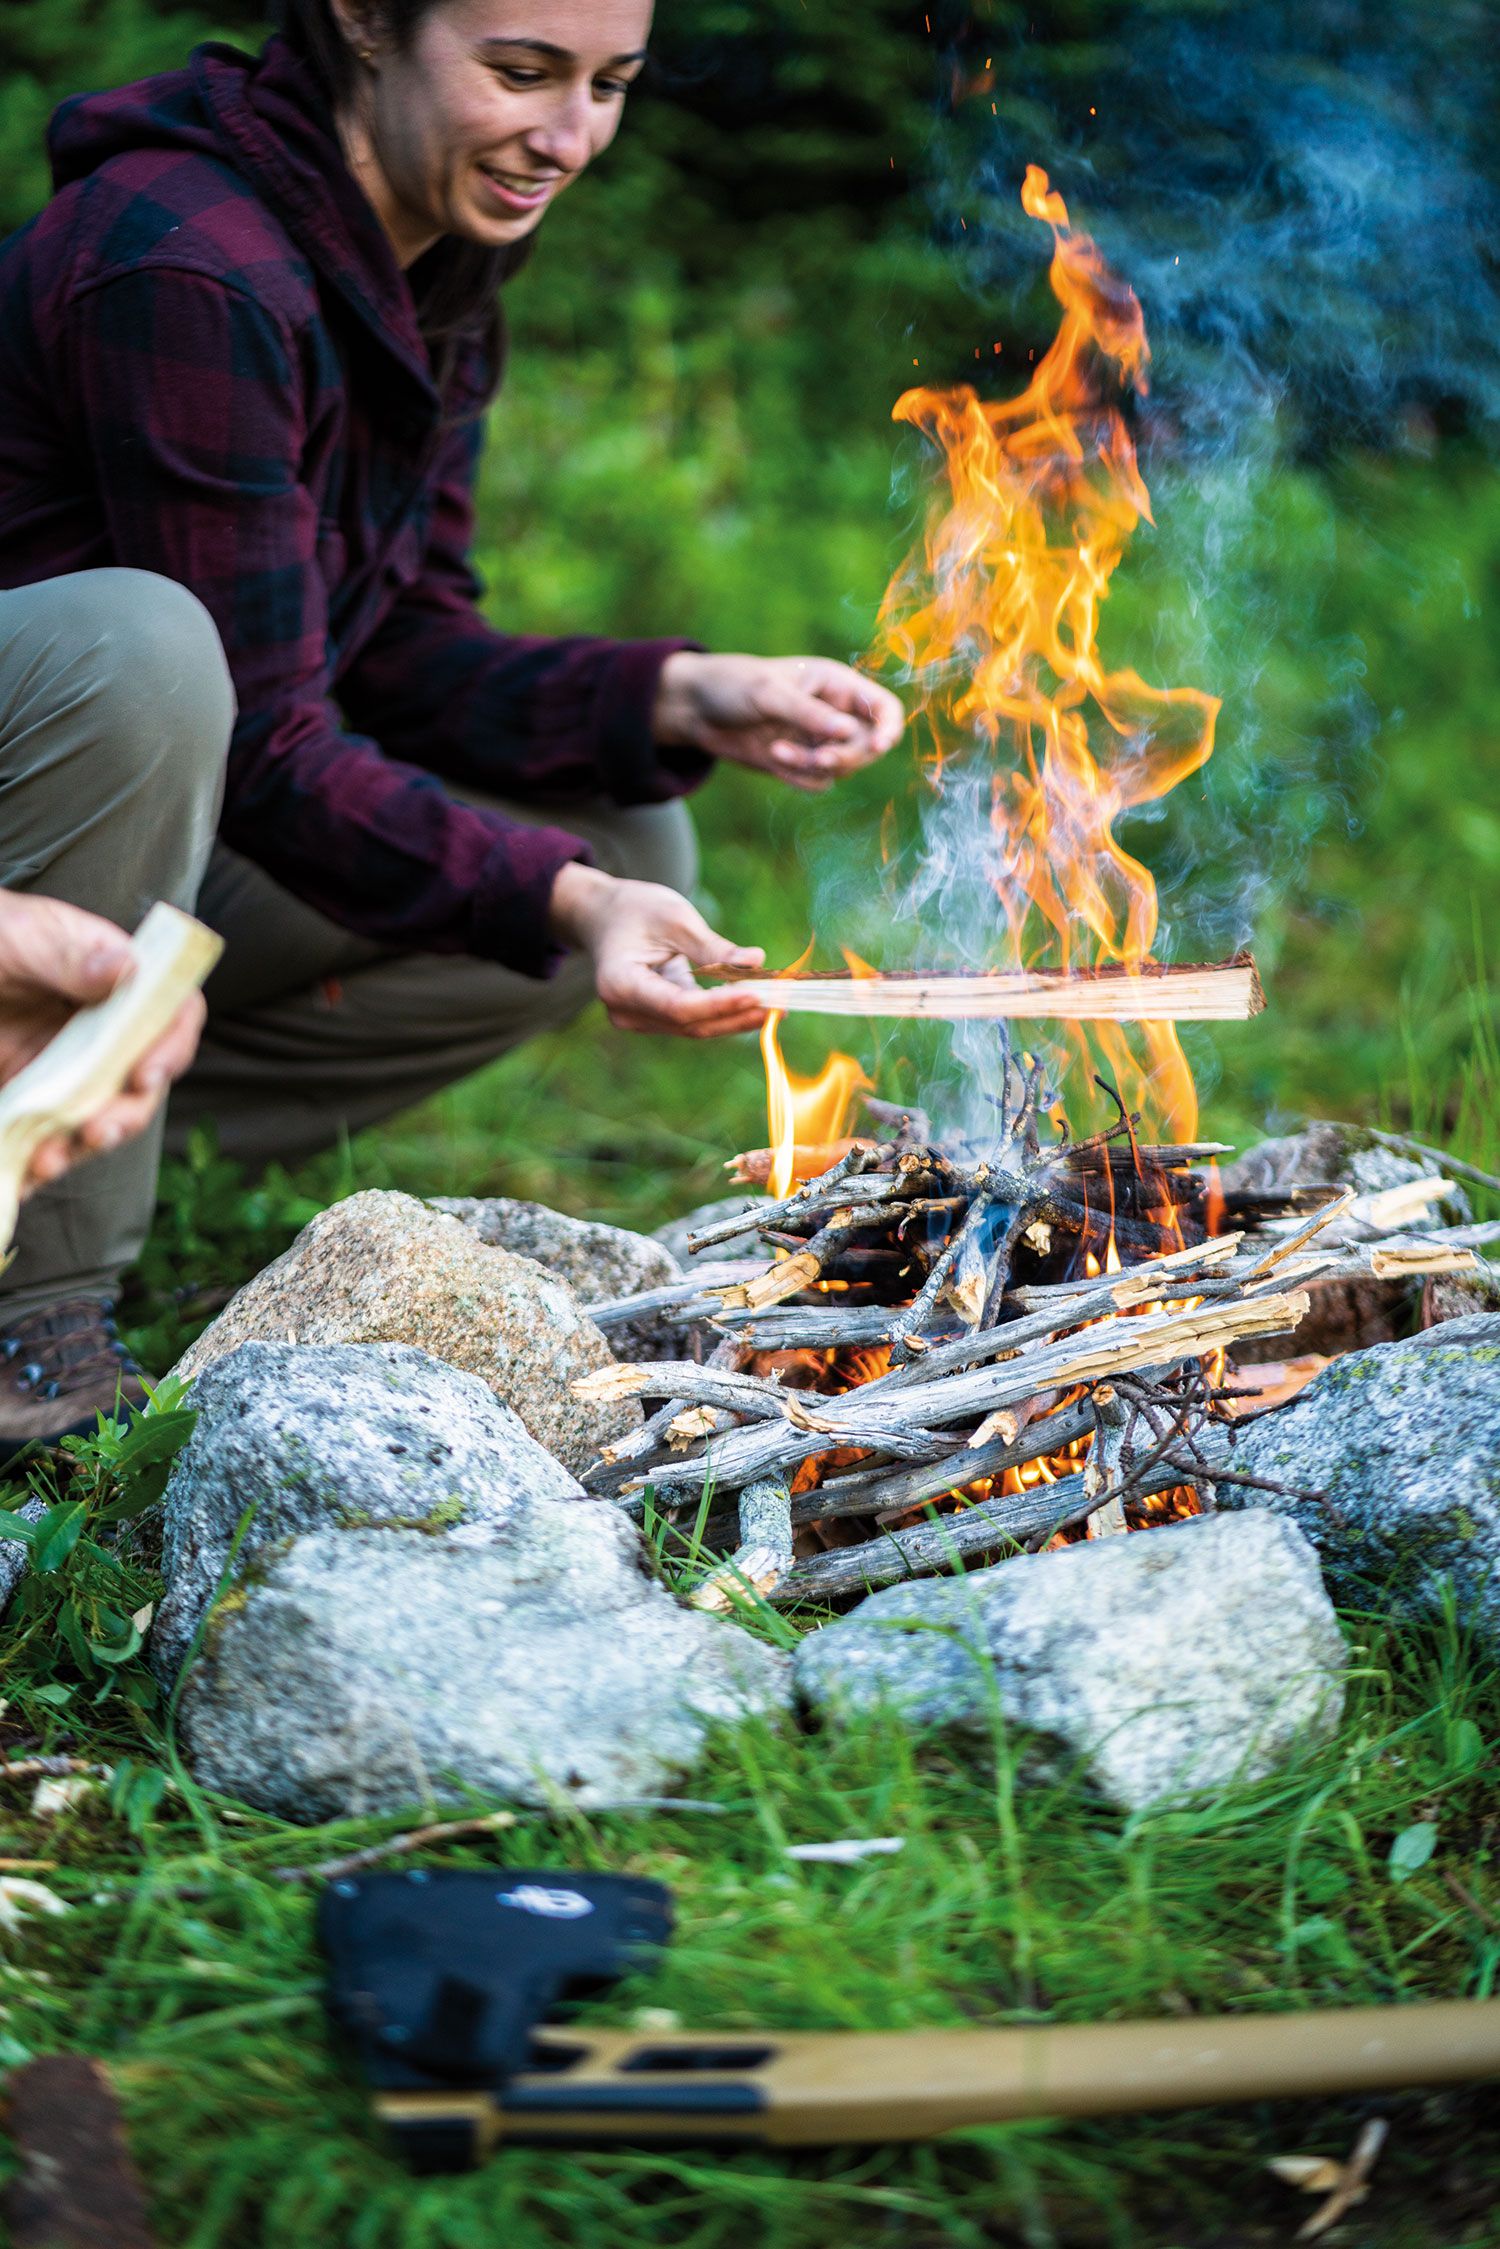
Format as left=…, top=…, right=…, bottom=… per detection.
left=670, top=916, right=765, bottom=975
left=23, top=1134, right=75, bottom=1191
left=758, top=680, right=864, bottom=746
left=657, top=651, right=905, bottom=790
left=599, top=962, right=766, bottom=1037
left=750, top=664, right=906, bottom=787
left=587, top=887, right=767, bottom=1039
left=16, top=993, right=208, bottom=1193
left=768, top=663, right=905, bottom=770
left=74, top=1088, right=161, bottom=1156
left=70, top=993, right=206, bottom=1155
left=799, top=661, right=906, bottom=749
left=767, top=740, right=865, bottom=788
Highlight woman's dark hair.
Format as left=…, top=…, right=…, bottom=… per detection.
left=273, top=0, right=529, bottom=393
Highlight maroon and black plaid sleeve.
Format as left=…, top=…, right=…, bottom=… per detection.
left=67, top=263, right=590, bottom=972
left=337, top=412, right=713, bottom=807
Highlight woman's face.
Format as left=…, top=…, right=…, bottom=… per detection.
left=345, top=0, right=653, bottom=262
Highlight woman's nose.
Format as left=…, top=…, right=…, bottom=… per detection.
left=524, top=89, right=597, bottom=175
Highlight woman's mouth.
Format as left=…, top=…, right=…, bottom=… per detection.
left=476, top=166, right=556, bottom=216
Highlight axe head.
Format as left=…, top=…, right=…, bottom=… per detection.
left=319, top=1866, right=675, bottom=2169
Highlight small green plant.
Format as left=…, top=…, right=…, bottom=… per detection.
left=0, top=1383, right=197, bottom=1721
left=120, top=1126, right=326, bottom=1371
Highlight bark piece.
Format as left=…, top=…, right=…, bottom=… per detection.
left=4, top=2054, right=153, bottom=2249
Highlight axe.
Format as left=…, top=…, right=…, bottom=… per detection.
left=320, top=1866, right=1500, bottom=2171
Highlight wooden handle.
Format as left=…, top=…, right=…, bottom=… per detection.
left=374, top=1996, right=1500, bottom=2154
left=0, top=901, right=223, bottom=1251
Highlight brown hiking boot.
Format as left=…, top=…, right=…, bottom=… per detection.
left=0, top=1297, right=148, bottom=1465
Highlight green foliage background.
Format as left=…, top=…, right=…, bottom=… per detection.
left=5, top=0, right=1493, bottom=1232
left=6, top=0, right=1497, bottom=1240
left=4, top=0, right=1497, bottom=1225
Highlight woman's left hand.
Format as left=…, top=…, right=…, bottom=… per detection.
left=654, top=652, right=904, bottom=792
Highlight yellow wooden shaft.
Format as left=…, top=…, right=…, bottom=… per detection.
left=374, top=1998, right=1500, bottom=2152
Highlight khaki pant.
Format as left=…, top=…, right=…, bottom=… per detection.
left=0, top=569, right=695, bottom=1322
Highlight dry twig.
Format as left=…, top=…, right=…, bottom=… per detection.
left=272, top=1810, right=517, bottom=1884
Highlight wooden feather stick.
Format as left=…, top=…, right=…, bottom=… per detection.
left=714, top=952, right=1264, bottom=1022
left=0, top=902, right=223, bottom=1251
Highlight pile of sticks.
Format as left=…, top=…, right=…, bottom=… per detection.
left=575, top=1100, right=1499, bottom=1612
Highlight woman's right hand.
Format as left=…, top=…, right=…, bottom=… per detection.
left=547, top=863, right=769, bottom=1039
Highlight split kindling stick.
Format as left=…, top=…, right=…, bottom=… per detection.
left=0, top=902, right=222, bottom=1251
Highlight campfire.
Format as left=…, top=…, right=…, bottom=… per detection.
left=578, top=1094, right=1485, bottom=1608
left=573, top=169, right=1495, bottom=1616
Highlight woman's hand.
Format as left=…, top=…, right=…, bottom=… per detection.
left=0, top=893, right=206, bottom=1190
left=654, top=652, right=904, bottom=793
left=548, top=863, right=768, bottom=1039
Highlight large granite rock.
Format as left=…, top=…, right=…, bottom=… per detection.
left=152, top=1341, right=584, bottom=1682
left=172, top=1519, right=789, bottom=1822
left=155, top=1340, right=791, bottom=1821
left=429, top=1197, right=680, bottom=1305
left=429, top=1196, right=685, bottom=1360
left=1224, top=1323, right=1500, bottom=1646
left=1222, top=1121, right=1471, bottom=1217
left=796, top=1511, right=1344, bottom=1810
left=171, top=1191, right=635, bottom=1476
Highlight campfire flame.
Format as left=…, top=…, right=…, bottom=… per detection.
left=871, top=166, right=1220, bottom=1139
left=740, top=170, right=1232, bottom=1542
left=761, top=1013, right=873, bottom=1199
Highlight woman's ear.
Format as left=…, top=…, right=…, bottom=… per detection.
left=327, top=1, right=382, bottom=64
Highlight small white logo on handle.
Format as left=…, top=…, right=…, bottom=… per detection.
left=496, top=1884, right=595, bottom=1920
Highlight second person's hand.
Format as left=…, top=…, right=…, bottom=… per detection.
left=0, top=892, right=206, bottom=1190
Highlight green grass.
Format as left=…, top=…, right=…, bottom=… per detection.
left=0, top=1593, right=1497, bottom=2248
left=0, top=1017, right=1479, bottom=2247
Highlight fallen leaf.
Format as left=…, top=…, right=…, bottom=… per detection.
left=1388, top=1821, right=1438, bottom=1881
left=1267, top=2155, right=1345, bottom=2193
left=1298, top=2118, right=1389, bottom=2240
left=0, top=1876, right=69, bottom=1939
left=30, top=1775, right=96, bottom=1820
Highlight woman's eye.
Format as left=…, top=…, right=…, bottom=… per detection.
left=496, top=66, right=547, bottom=87
left=594, top=74, right=636, bottom=97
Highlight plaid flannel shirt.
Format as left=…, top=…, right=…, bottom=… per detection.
left=0, top=37, right=707, bottom=972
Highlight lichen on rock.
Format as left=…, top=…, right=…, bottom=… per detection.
left=153, top=1338, right=791, bottom=1822
left=795, top=1510, right=1345, bottom=1810
left=1225, top=1321, right=1500, bottom=1646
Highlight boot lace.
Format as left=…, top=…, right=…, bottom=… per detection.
left=0, top=1298, right=137, bottom=1405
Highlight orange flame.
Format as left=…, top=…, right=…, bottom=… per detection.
left=762, top=1012, right=874, bottom=1199
left=871, top=165, right=1220, bottom=1138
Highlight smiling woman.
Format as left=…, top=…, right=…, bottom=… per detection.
left=297, top=0, right=652, bottom=263
left=0, top=0, right=903, bottom=1447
